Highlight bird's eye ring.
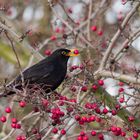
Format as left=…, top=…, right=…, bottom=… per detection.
left=62, top=51, right=66, bottom=55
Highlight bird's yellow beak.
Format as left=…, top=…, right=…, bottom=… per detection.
left=67, top=49, right=79, bottom=57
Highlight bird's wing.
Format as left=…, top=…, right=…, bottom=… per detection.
left=12, top=59, right=54, bottom=86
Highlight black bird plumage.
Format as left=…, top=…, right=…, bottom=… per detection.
left=3, top=48, right=76, bottom=96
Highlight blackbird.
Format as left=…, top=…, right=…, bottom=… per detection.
left=2, top=48, right=79, bottom=97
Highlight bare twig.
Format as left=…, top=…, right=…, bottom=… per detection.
left=113, top=28, right=140, bottom=61
left=41, top=127, right=53, bottom=140
left=99, top=2, right=140, bottom=70
left=48, top=1, right=94, bottom=48
left=27, top=113, right=44, bottom=133
left=96, top=70, right=140, bottom=84
left=87, top=0, right=92, bottom=41
left=0, top=21, right=43, bottom=60
left=75, top=0, right=107, bottom=32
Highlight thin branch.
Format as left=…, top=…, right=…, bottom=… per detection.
left=99, top=2, right=140, bottom=70
left=87, top=0, right=92, bottom=41
left=5, top=32, right=22, bottom=70
left=41, top=127, right=53, bottom=140
left=27, top=113, right=44, bottom=133
left=48, top=1, right=94, bottom=48
left=0, top=21, right=43, bottom=60
left=96, top=70, right=140, bottom=84
left=113, top=28, right=140, bottom=61
left=75, top=0, right=107, bottom=32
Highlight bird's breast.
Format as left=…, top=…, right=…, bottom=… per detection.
left=46, top=64, right=67, bottom=91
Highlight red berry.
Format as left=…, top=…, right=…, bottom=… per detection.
left=121, top=131, right=126, bottom=137
left=70, top=65, right=78, bottom=71
left=81, top=116, right=87, bottom=122
left=60, top=111, right=65, bottom=117
left=44, top=49, right=52, bottom=56
left=11, top=123, right=16, bottom=128
left=77, top=136, right=83, bottom=140
left=91, top=130, right=96, bottom=136
left=74, top=49, right=79, bottom=55
left=95, top=117, right=101, bottom=122
left=91, top=25, right=97, bottom=31
left=16, top=136, right=22, bottom=140
left=98, top=80, right=104, bottom=86
left=97, top=30, right=103, bottom=36
left=91, top=103, right=97, bottom=109
left=85, top=102, right=92, bottom=109
left=69, top=99, right=76, bottom=103
left=70, top=86, right=77, bottom=92
left=119, top=87, right=124, bottom=93
left=83, top=136, right=88, bottom=140
left=55, top=27, right=60, bottom=33
left=81, top=86, right=88, bottom=92
left=52, top=128, right=58, bottom=134
left=111, top=110, right=117, bottom=115
left=115, top=104, right=121, bottom=110
left=75, top=115, right=81, bottom=121
left=128, top=116, right=135, bottom=122
left=92, top=84, right=98, bottom=90
left=121, top=0, right=127, bottom=5
left=103, top=108, right=108, bottom=114
left=116, top=127, right=121, bottom=134
left=80, top=131, right=85, bottom=136
left=66, top=107, right=73, bottom=112
left=79, top=120, right=84, bottom=125
left=5, top=107, right=12, bottom=113
left=42, top=99, right=49, bottom=107
left=33, top=107, right=39, bottom=112
left=61, top=129, right=66, bottom=135
left=133, top=132, right=139, bottom=139
left=16, top=123, right=21, bottom=129
left=89, top=116, right=95, bottom=122
left=95, top=108, right=101, bottom=114
left=119, top=97, right=124, bottom=103
left=19, top=101, right=26, bottom=107
left=11, top=118, right=17, bottom=123
left=32, top=128, right=38, bottom=134
left=50, top=35, right=57, bottom=41
left=98, top=133, right=104, bottom=140
left=118, top=82, right=124, bottom=86
left=79, top=64, right=84, bottom=69
left=21, top=136, right=26, bottom=140
left=111, top=126, right=117, bottom=132
left=0, top=116, right=6, bottom=122
left=86, top=118, right=91, bottom=123
left=58, top=100, right=64, bottom=106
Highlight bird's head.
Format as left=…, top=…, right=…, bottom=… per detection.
left=52, top=48, right=79, bottom=58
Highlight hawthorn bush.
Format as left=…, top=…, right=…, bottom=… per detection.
left=0, top=0, right=140, bottom=140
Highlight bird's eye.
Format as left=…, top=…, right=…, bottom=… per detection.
left=62, top=51, right=66, bottom=55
